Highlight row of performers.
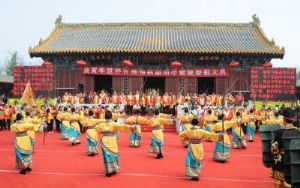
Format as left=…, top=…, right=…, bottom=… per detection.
left=61, top=91, right=244, bottom=107
left=21, top=104, right=279, bottom=130
left=10, top=106, right=282, bottom=181
left=6, top=102, right=279, bottom=130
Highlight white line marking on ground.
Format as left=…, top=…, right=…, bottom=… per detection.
left=0, top=148, right=261, bottom=157
left=0, top=169, right=272, bottom=183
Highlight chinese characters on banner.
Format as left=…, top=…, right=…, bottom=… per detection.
left=14, top=65, right=54, bottom=96
left=250, top=67, right=296, bottom=101
left=83, top=66, right=229, bottom=77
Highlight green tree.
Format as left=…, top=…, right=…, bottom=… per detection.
left=3, top=51, right=23, bottom=76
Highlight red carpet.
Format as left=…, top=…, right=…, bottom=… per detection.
left=0, top=130, right=273, bottom=188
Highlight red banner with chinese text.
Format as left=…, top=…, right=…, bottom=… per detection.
left=83, top=66, right=229, bottom=77
left=250, top=67, right=296, bottom=101
left=13, top=65, right=54, bottom=96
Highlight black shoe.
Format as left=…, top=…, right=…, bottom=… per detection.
left=105, top=172, right=117, bottom=177
left=191, top=177, right=199, bottom=181
left=20, top=169, right=27, bottom=175
left=26, top=167, right=32, bottom=172
left=156, top=153, right=164, bottom=159
left=88, top=153, right=95, bottom=157
left=111, top=171, right=117, bottom=176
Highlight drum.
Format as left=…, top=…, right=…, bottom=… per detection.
left=108, top=103, right=115, bottom=111
left=176, top=120, right=182, bottom=133
left=119, top=104, right=125, bottom=113
left=117, top=118, right=125, bottom=124
left=133, top=105, right=141, bottom=111
left=155, top=102, right=161, bottom=109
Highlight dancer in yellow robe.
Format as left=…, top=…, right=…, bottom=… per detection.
left=231, top=112, right=247, bottom=149
left=179, top=118, right=222, bottom=181
left=64, top=107, right=84, bottom=145
left=147, top=109, right=174, bottom=159
left=11, top=113, right=43, bottom=174
left=95, top=111, right=133, bottom=177
left=211, top=114, right=234, bottom=162
left=81, top=110, right=105, bottom=156
left=56, top=107, right=70, bottom=140
left=125, top=110, right=147, bottom=147
left=177, top=108, right=193, bottom=147
left=24, top=111, right=42, bottom=152
left=203, top=109, right=218, bottom=132
left=246, top=109, right=256, bottom=142
left=266, top=112, right=284, bottom=126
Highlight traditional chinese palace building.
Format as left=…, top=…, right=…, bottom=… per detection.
left=21, top=15, right=295, bottom=100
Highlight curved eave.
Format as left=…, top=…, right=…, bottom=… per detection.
left=29, top=48, right=284, bottom=58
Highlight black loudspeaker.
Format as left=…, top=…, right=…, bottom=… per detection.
left=110, top=88, right=114, bottom=94
left=78, top=83, right=84, bottom=93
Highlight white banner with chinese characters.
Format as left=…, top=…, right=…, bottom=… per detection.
left=83, top=66, right=229, bottom=77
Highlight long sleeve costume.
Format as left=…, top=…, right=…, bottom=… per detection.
left=179, top=126, right=219, bottom=178
left=95, top=120, right=132, bottom=174
left=81, top=117, right=105, bottom=155
left=147, top=116, right=173, bottom=155
left=11, top=121, right=41, bottom=169
left=125, top=115, right=148, bottom=147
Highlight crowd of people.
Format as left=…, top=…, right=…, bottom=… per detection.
left=57, top=90, right=244, bottom=115
left=1, top=90, right=298, bottom=186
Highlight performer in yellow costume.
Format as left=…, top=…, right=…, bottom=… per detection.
left=211, top=114, right=234, bottom=162
left=246, top=109, right=256, bottom=142
left=81, top=110, right=105, bottom=156
left=177, top=108, right=193, bottom=147
left=231, top=112, right=247, bottom=149
left=125, top=110, right=147, bottom=147
left=266, top=112, right=284, bottom=126
left=147, top=109, right=173, bottom=159
left=23, top=111, right=41, bottom=152
left=11, top=113, right=43, bottom=174
left=203, top=109, right=217, bottom=132
left=179, top=118, right=222, bottom=181
left=64, top=107, right=84, bottom=145
left=95, top=111, right=133, bottom=177
left=56, top=107, right=70, bottom=140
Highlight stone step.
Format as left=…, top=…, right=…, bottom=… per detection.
left=140, top=124, right=177, bottom=132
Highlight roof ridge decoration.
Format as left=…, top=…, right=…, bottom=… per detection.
left=252, top=14, right=260, bottom=26
left=55, top=15, right=63, bottom=26
left=251, top=14, right=285, bottom=53
left=60, top=22, right=254, bottom=28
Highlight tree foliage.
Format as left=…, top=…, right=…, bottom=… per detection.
left=3, top=51, right=23, bottom=76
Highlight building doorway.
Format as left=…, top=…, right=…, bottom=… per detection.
left=198, top=77, right=215, bottom=94
left=144, top=77, right=165, bottom=95
left=94, top=75, right=112, bottom=93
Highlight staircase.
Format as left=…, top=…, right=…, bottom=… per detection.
left=140, top=123, right=177, bottom=132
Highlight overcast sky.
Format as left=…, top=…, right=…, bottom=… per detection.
left=0, top=0, right=299, bottom=68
